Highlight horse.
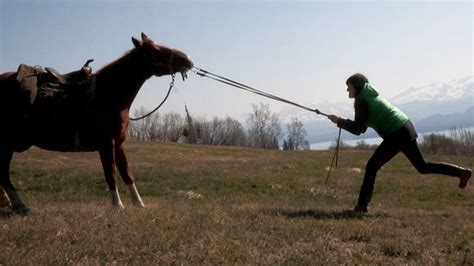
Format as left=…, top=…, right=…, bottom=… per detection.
left=0, top=33, right=194, bottom=215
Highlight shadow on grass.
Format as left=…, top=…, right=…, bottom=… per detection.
left=264, top=208, right=389, bottom=220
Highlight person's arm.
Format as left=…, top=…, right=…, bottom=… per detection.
left=329, top=99, right=369, bottom=135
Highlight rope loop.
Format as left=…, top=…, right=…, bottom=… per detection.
left=129, top=74, right=176, bottom=121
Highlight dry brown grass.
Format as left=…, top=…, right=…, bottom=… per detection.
left=1, top=142, right=473, bottom=264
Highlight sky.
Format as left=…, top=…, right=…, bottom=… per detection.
left=1, top=0, right=472, bottom=120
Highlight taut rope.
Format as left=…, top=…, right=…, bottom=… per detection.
left=192, top=67, right=330, bottom=117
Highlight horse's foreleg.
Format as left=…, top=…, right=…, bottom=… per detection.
left=99, top=142, right=124, bottom=209
left=0, top=150, right=29, bottom=215
left=115, top=143, right=145, bottom=207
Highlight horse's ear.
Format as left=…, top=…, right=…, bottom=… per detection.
left=132, top=37, right=141, bottom=48
left=141, top=32, right=150, bottom=42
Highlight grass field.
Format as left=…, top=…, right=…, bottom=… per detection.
left=1, top=141, right=473, bottom=264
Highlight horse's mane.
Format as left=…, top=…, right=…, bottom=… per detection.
left=96, top=48, right=139, bottom=76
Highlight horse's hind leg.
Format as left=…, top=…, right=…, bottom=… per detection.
left=115, top=143, right=145, bottom=207
left=0, top=150, right=29, bottom=215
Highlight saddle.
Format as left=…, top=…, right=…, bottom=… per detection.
left=16, top=59, right=95, bottom=108
left=44, top=59, right=94, bottom=85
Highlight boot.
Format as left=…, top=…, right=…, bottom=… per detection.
left=459, top=168, right=471, bottom=189
left=353, top=204, right=368, bottom=213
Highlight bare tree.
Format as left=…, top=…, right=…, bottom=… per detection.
left=246, top=103, right=282, bottom=149
left=285, top=117, right=310, bottom=150
left=128, top=107, right=160, bottom=141
left=211, top=117, right=247, bottom=146
left=223, top=117, right=247, bottom=146
left=194, top=116, right=247, bottom=147
left=159, top=112, right=185, bottom=142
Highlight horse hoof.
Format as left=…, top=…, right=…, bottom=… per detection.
left=459, top=168, right=471, bottom=189
left=0, top=208, right=15, bottom=219
left=112, top=203, right=125, bottom=210
left=133, top=201, right=146, bottom=208
left=12, top=205, right=30, bottom=216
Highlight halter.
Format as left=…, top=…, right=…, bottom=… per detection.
left=151, top=49, right=175, bottom=74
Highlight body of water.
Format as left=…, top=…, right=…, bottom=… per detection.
left=310, top=127, right=474, bottom=150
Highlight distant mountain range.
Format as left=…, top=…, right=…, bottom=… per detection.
left=279, top=75, right=474, bottom=143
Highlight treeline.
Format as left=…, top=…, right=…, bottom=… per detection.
left=128, top=103, right=310, bottom=150
left=330, top=127, right=474, bottom=156
left=129, top=104, right=472, bottom=155
left=419, top=128, right=474, bottom=156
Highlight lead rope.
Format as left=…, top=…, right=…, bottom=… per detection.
left=192, top=67, right=330, bottom=116
left=129, top=74, right=176, bottom=121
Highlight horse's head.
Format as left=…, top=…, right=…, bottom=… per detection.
left=132, top=33, right=193, bottom=80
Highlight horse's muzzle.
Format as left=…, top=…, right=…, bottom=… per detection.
left=180, top=54, right=193, bottom=81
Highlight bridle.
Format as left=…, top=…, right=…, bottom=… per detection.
left=152, top=49, right=189, bottom=81
left=151, top=50, right=176, bottom=74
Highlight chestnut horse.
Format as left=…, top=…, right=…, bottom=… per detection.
left=0, top=33, right=193, bottom=215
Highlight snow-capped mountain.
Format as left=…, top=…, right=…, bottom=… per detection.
left=391, top=75, right=474, bottom=105
left=392, top=75, right=473, bottom=123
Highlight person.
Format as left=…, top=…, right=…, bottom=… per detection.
left=327, top=73, right=471, bottom=213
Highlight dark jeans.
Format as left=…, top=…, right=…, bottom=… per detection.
left=357, top=121, right=464, bottom=207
